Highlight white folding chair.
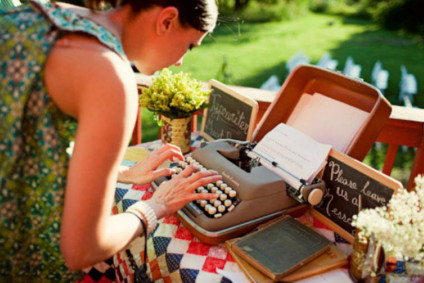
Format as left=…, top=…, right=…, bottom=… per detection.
left=286, top=51, right=310, bottom=74
left=317, top=52, right=338, bottom=70
left=260, top=75, right=281, bottom=91
left=399, top=65, right=417, bottom=107
left=371, top=61, right=389, bottom=92
left=343, top=57, right=362, bottom=79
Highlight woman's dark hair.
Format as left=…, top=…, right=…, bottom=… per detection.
left=87, top=0, right=217, bottom=32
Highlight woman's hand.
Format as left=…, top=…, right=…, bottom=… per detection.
left=118, top=144, right=184, bottom=185
left=145, top=165, right=222, bottom=219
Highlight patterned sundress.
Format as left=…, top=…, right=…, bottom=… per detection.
left=0, top=1, right=126, bottom=281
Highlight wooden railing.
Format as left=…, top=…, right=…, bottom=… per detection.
left=376, top=106, right=424, bottom=190
left=133, top=74, right=424, bottom=191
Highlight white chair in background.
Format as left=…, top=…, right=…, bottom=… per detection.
left=399, top=65, right=417, bottom=108
left=343, top=56, right=362, bottom=79
left=317, top=52, right=338, bottom=70
left=286, top=50, right=310, bottom=74
left=371, top=61, right=382, bottom=81
left=260, top=75, right=281, bottom=91
left=371, top=61, right=389, bottom=93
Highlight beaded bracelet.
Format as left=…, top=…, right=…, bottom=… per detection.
left=127, top=201, right=157, bottom=234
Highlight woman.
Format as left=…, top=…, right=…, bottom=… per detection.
left=0, top=0, right=219, bottom=281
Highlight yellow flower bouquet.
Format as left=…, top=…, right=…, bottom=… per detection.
left=139, top=68, right=212, bottom=120
left=139, top=69, right=212, bottom=153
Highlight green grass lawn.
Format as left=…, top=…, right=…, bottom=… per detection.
left=143, top=12, right=423, bottom=138
left=177, top=13, right=423, bottom=104
left=141, top=12, right=423, bottom=186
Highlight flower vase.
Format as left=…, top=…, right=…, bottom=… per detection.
left=161, top=115, right=192, bottom=154
left=349, top=232, right=385, bottom=283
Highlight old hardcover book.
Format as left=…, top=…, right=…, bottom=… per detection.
left=231, top=216, right=331, bottom=281
left=226, top=239, right=347, bottom=282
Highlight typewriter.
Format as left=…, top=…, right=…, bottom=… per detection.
left=153, top=140, right=326, bottom=244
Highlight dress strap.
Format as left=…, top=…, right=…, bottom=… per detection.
left=30, top=0, right=127, bottom=61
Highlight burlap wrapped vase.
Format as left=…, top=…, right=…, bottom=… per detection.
left=161, top=115, right=192, bottom=154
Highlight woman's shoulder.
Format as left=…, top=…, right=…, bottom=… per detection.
left=45, top=37, right=137, bottom=118
left=31, top=0, right=126, bottom=60
left=51, top=35, right=134, bottom=86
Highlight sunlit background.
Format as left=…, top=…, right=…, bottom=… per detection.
left=22, top=0, right=423, bottom=186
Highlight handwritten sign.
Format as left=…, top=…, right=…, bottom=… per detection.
left=201, top=80, right=258, bottom=141
left=311, top=150, right=401, bottom=243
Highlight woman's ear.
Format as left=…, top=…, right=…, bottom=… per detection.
left=156, top=6, right=179, bottom=35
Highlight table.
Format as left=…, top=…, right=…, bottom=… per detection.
left=82, top=136, right=354, bottom=283
left=112, top=184, right=353, bottom=282
left=113, top=182, right=248, bottom=282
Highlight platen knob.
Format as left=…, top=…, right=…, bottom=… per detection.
left=308, top=189, right=324, bottom=206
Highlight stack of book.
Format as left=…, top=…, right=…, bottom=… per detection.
left=225, top=216, right=348, bottom=282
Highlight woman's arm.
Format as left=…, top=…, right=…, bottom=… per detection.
left=46, top=41, right=142, bottom=269
left=45, top=38, right=219, bottom=270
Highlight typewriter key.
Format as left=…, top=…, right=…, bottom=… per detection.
left=196, top=187, right=203, bottom=193
left=208, top=206, right=217, bottom=215
left=224, top=199, right=232, bottom=207
left=214, top=213, right=222, bottom=218
left=229, top=190, right=237, bottom=198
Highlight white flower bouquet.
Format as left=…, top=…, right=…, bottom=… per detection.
left=352, top=175, right=424, bottom=261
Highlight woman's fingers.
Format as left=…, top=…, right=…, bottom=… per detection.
left=156, top=148, right=184, bottom=165
left=152, top=168, right=176, bottom=180
left=190, top=192, right=218, bottom=201
left=184, top=174, right=221, bottom=192
left=174, top=166, right=221, bottom=191
left=152, top=159, right=223, bottom=215
left=178, top=165, right=198, bottom=178
left=156, top=143, right=181, bottom=153
left=156, top=144, right=184, bottom=161
left=169, top=194, right=217, bottom=210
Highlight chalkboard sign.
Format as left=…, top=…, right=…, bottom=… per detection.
left=201, top=80, right=258, bottom=141
left=311, top=149, right=402, bottom=243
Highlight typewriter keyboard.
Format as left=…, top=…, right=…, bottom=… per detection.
left=168, top=156, right=240, bottom=219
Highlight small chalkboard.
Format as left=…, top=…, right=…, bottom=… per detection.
left=232, top=215, right=331, bottom=281
left=201, top=80, right=258, bottom=141
left=311, top=149, right=402, bottom=243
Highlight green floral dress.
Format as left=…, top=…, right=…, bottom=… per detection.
left=0, top=1, right=126, bottom=281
